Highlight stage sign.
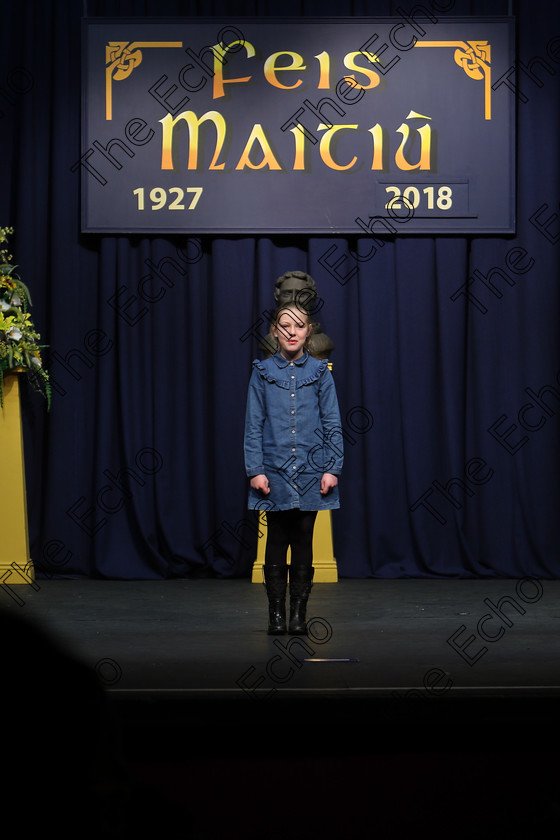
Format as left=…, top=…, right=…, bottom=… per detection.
left=80, top=17, right=515, bottom=234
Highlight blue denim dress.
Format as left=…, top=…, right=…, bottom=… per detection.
left=244, top=351, right=343, bottom=511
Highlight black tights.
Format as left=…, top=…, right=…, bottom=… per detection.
left=265, top=510, right=318, bottom=570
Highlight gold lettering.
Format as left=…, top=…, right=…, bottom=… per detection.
left=263, top=51, right=305, bottom=89
left=289, top=126, right=307, bottom=170
left=160, top=110, right=226, bottom=170
left=317, top=123, right=359, bottom=171
left=213, top=40, right=255, bottom=99
left=314, top=51, right=330, bottom=89
left=235, top=124, right=283, bottom=170
left=342, top=52, right=381, bottom=90
left=368, top=124, right=384, bottom=170
left=395, top=112, right=432, bottom=170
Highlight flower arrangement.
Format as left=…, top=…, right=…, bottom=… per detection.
left=0, top=226, right=50, bottom=409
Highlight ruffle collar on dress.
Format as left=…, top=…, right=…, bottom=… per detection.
left=252, top=353, right=329, bottom=388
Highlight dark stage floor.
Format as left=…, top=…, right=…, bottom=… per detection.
left=4, top=577, right=560, bottom=714
left=4, top=578, right=560, bottom=838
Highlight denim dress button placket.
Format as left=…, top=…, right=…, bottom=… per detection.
left=289, top=366, right=298, bottom=503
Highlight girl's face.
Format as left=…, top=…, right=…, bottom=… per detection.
left=272, top=307, right=312, bottom=360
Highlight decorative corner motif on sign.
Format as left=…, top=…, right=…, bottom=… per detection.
left=105, top=41, right=183, bottom=120
left=415, top=41, right=492, bottom=119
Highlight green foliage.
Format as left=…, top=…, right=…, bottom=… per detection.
left=0, top=226, right=50, bottom=409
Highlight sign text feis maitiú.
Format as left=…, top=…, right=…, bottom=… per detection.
left=80, top=17, right=515, bottom=233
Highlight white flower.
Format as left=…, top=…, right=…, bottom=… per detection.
left=10, top=293, right=21, bottom=306
left=31, top=356, right=41, bottom=368
left=7, top=327, right=22, bottom=340
left=0, top=299, right=9, bottom=311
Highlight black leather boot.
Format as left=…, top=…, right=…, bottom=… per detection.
left=263, top=564, right=288, bottom=635
left=288, top=565, right=314, bottom=635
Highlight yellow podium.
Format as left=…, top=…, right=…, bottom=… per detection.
left=251, top=509, right=338, bottom=582
left=0, top=372, right=34, bottom=586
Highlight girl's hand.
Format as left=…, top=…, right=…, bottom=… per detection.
left=250, top=474, right=270, bottom=494
left=320, top=473, right=338, bottom=494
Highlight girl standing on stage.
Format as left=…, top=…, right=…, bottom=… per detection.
left=244, top=303, right=343, bottom=635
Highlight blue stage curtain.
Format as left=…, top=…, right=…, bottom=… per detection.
left=1, top=0, right=559, bottom=580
